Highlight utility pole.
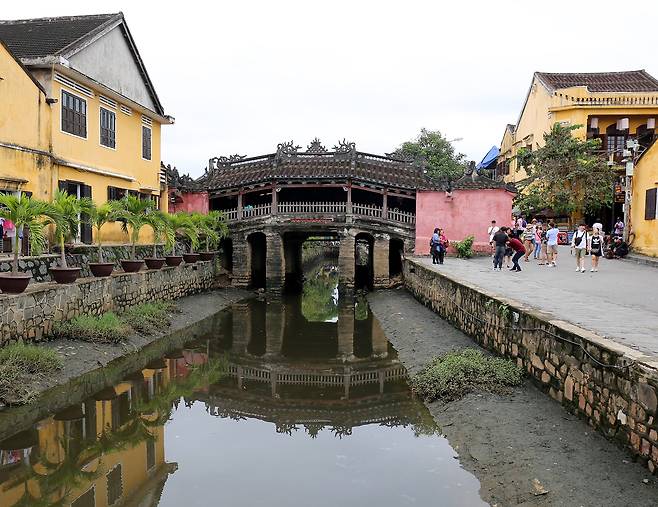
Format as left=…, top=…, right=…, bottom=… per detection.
left=621, top=139, right=639, bottom=243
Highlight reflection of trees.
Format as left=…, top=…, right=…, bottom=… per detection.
left=355, top=294, right=369, bottom=321
left=301, top=270, right=339, bottom=322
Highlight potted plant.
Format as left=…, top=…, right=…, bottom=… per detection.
left=47, top=190, right=92, bottom=284
left=88, top=202, right=116, bottom=277
left=143, top=210, right=168, bottom=270
left=164, top=212, right=195, bottom=266
left=0, top=194, right=51, bottom=294
left=181, top=213, right=201, bottom=263
left=110, top=195, right=154, bottom=273
left=197, top=211, right=228, bottom=261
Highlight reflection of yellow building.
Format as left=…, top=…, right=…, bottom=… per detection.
left=497, top=71, right=658, bottom=185
left=0, top=13, right=173, bottom=244
left=631, top=142, right=658, bottom=257
left=0, top=366, right=173, bottom=507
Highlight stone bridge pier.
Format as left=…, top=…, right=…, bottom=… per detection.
left=231, top=225, right=410, bottom=293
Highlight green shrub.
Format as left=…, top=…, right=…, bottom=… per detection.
left=410, top=349, right=523, bottom=402
left=454, top=235, right=475, bottom=258
left=121, top=302, right=176, bottom=334
left=55, top=313, right=128, bottom=344
left=0, top=342, right=62, bottom=404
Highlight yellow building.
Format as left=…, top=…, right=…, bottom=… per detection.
left=0, top=13, right=173, bottom=244
left=631, top=142, right=658, bottom=257
left=496, top=70, right=658, bottom=226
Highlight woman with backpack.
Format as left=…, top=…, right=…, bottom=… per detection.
left=571, top=223, right=589, bottom=273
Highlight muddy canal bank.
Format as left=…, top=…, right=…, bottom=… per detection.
left=369, top=288, right=657, bottom=507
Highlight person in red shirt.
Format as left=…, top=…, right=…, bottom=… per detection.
left=508, top=236, right=526, bottom=272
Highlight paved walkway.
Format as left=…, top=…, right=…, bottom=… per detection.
left=414, top=247, right=658, bottom=357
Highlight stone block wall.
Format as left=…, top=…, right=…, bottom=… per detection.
left=0, top=262, right=214, bottom=344
left=403, top=259, right=658, bottom=474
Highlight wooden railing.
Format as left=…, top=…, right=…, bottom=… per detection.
left=220, top=201, right=415, bottom=225
left=352, top=203, right=382, bottom=218
left=278, top=201, right=347, bottom=214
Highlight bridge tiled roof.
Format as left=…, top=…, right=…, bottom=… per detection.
left=201, top=140, right=436, bottom=191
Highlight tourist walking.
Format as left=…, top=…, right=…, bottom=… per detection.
left=546, top=222, right=559, bottom=267
left=589, top=227, right=604, bottom=272
left=538, top=224, right=548, bottom=265
left=523, top=221, right=535, bottom=262
left=533, top=221, right=542, bottom=260
left=430, top=227, right=440, bottom=264
left=492, top=227, right=509, bottom=271
left=571, top=223, right=589, bottom=273
left=508, top=235, right=526, bottom=272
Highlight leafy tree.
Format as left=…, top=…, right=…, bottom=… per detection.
left=514, top=123, right=616, bottom=217
left=144, top=210, right=170, bottom=259
left=393, top=128, right=466, bottom=182
left=0, top=195, right=51, bottom=275
left=166, top=212, right=197, bottom=256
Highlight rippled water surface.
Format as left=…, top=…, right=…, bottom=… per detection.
left=0, top=267, right=486, bottom=506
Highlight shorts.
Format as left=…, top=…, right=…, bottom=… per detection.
left=591, top=249, right=602, bottom=258
left=547, top=244, right=558, bottom=254
left=574, top=248, right=587, bottom=259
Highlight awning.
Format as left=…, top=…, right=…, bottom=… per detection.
left=475, top=146, right=500, bottom=171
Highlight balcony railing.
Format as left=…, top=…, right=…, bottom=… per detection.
left=219, top=201, right=415, bottom=225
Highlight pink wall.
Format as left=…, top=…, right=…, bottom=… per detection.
left=415, top=188, right=514, bottom=255
left=168, top=190, right=209, bottom=214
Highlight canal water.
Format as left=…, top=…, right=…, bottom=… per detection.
left=0, top=266, right=486, bottom=506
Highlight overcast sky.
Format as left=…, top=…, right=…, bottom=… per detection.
left=5, top=1, right=658, bottom=177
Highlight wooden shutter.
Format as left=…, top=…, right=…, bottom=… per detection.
left=80, top=184, right=93, bottom=244
left=645, top=188, right=657, bottom=220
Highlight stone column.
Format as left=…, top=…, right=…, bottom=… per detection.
left=237, top=192, right=243, bottom=220
left=265, top=231, right=285, bottom=293
left=265, top=300, right=285, bottom=358
left=337, top=302, right=354, bottom=361
left=371, top=318, right=388, bottom=358
left=346, top=184, right=353, bottom=215
left=231, top=302, right=251, bottom=355
left=338, top=231, right=355, bottom=292
left=373, top=234, right=390, bottom=289
left=382, top=189, right=388, bottom=218
left=231, top=234, right=250, bottom=288
left=271, top=185, right=278, bottom=215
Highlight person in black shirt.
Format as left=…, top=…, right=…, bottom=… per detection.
left=588, top=227, right=604, bottom=272
left=492, top=227, right=509, bottom=271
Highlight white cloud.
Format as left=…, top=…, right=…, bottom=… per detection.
left=4, top=0, right=657, bottom=176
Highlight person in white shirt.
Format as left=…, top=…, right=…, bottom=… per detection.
left=545, top=223, right=560, bottom=266
left=571, top=223, right=588, bottom=273
left=487, top=220, right=499, bottom=255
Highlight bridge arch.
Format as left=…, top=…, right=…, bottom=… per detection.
left=389, top=237, right=405, bottom=279
left=354, top=232, right=374, bottom=290
left=247, top=232, right=267, bottom=289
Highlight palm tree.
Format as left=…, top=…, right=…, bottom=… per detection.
left=144, top=210, right=169, bottom=259
left=46, top=190, right=93, bottom=269
left=110, top=195, right=155, bottom=259
left=88, top=202, right=115, bottom=264
left=166, top=212, right=197, bottom=256
left=0, top=194, right=51, bottom=275
left=196, top=211, right=228, bottom=253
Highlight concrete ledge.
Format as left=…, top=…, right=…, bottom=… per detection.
left=0, top=262, right=215, bottom=344
left=404, top=257, right=658, bottom=474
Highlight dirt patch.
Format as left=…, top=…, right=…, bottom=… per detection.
left=368, top=288, right=657, bottom=507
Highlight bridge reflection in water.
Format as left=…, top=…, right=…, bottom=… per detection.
left=0, top=270, right=486, bottom=506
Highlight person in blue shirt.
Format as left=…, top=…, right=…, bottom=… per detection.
left=430, top=228, right=440, bottom=264
left=545, top=223, right=560, bottom=267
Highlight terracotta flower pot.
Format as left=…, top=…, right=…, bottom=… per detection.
left=165, top=256, right=183, bottom=267
left=89, top=262, right=114, bottom=277
left=120, top=260, right=144, bottom=273
left=50, top=267, right=81, bottom=284
left=183, top=253, right=200, bottom=263
left=199, top=251, right=216, bottom=261
left=144, top=258, right=166, bottom=270
left=0, top=273, right=32, bottom=294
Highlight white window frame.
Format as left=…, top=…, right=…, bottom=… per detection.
left=60, top=88, right=88, bottom=140
left=99, top=106, right=117, bottom=150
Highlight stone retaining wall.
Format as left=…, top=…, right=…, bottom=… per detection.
left=403, top=258, right=658, bottom=474
left=0, top=244, right=168, bottom=282
left=0, top=262, right=214, bottom=344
